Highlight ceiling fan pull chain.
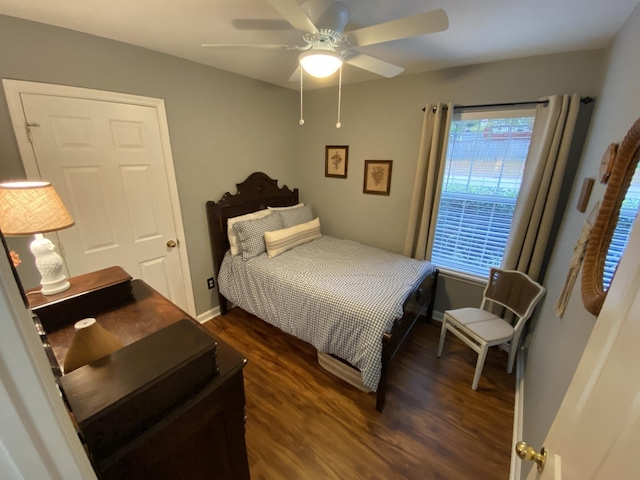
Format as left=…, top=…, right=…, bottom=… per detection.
left=299, top=67, right=305, bottom=126
left=336, top=65, right=342, bottom=129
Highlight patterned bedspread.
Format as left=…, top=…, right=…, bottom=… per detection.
left=218, top=235, right=435, bottom=391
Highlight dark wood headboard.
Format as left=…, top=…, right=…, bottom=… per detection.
left=206, top=172, right=299, bottom=314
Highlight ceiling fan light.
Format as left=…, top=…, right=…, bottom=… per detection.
left=299, top=50, right=343, bottom=78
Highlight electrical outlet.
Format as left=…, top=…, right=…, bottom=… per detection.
left=207, top=277, right=215, bottom=289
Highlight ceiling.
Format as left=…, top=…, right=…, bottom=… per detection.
left=1, top=0, right=638, bottom=90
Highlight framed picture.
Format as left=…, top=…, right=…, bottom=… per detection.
left=325, top=145, right=349, bottom=178
left=363, top=160, right=393, bottom=195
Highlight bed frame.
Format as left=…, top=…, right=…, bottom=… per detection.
left=206, top=172, right=439, bottom=412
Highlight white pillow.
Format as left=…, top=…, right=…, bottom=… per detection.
left=277, top=204, right=314, bottom=228
left=267, top=203, right=304, bottom=211
left=227, top=209, right=271, bottom=256
left=233, top=213, right=284, bottom=260
left=264, top=217, right=321, bottom=258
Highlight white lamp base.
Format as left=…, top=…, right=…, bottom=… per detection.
left=30, top=234, right=70, bottom=295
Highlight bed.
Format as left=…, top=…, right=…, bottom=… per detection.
left=206, top=172, right=438, bottom=411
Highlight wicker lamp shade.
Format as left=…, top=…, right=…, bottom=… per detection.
left=0, top=181, right=74, bottom=235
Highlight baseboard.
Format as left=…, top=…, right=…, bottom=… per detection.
left=509, top=349, right=525, bottom=480
left=431, top=310, right=444, bottom=322
left=196, top=306, right=220, bottom=324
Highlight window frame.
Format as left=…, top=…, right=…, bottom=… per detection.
left=430, top=107, right=537, bottom=280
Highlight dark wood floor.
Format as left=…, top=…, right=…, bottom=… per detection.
left=203, top=308, right=515, bottom=480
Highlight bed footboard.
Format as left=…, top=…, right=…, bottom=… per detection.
left=376, top=268, right=439, bottom=412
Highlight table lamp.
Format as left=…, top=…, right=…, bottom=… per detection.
left=0, top=181, right=75, bottom=295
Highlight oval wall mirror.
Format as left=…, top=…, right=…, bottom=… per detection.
left=582, top=117, right=640, bottom=316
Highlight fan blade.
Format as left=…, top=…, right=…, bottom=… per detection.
left=231, top=19, right=293, bottom=30
left=343, top=51, right=404, bottom=78
left=347, top=8, right=448, bottom=48
left=267, top=0, right=318, bottom=34
left=202, top=43, right=293, bottom=49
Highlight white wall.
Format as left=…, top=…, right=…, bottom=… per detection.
left=522, top=3, right=640, bottom=476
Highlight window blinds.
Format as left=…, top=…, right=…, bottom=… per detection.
left=604, top=164, right=640, bottom=288
left=431, top=109, right=535, bottom=277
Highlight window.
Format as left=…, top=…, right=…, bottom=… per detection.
left=603, top=163, right=640, bottom=289
left=431, top=109, right=536, bottom=277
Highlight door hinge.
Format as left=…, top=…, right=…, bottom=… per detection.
left=26, top=122, right=40, bottom=143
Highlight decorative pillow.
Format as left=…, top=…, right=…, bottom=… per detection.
left=227, top=209, right=271, bottom=256
left=267, top=203, right=304, bottom=211
left=277, top=204, right=314, bottom=228
left=264, top=217, right=321, bottom=258
left=233, top=213, right=284, bottom=260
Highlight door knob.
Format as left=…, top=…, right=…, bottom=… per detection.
left=166, top=240, right=177, bottom=248
left=515, top=441, right=547, bottom=472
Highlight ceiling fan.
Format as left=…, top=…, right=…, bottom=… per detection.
left=203, top=0, right=449, bottom=81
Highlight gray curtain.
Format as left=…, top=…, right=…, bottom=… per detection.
left=501, top=94, right=581, bottom=280
left=404, top=103, right=453, bottom=260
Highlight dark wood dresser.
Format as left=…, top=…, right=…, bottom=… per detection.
left=29, top=267, right=250, bottom=480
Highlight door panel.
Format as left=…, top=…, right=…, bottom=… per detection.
left=64, top=166, right=118, bottom=253
left=120, top=165, right=162, bottom=241
left=140, top=257, right=172, bottom=300
left=51, top=115, right=93, bottom=148
left=111, top=120, right=145, bottom=150
left=20, top=93, right=188, bottom=311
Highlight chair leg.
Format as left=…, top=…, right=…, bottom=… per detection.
left=472, top=343, right=489, bottom=390
left=507, top=343, right=517, bottom=374
left=507, top=332, right=522, bottom=374
left=437, top=318, right=448, bottom=357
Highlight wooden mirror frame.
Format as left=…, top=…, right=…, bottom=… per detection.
left=582, top=117, right=640, bottom=316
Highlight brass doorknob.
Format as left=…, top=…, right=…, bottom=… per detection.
left=166, top=240, right=177, bottom=248
left=515, top=441, right=547, bottom=472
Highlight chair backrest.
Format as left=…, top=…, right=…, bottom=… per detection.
left=481, top=268, right=546, bottom=331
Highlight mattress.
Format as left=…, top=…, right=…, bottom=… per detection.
left=218, top=235, right=434, bottom=391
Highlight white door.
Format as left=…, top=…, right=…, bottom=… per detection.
left=3, top=81, right=194, bottom=315
left=524, top=212, right=640, bottom=480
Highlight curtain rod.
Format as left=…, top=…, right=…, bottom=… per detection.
left=422, top=96, right=594, bottom=112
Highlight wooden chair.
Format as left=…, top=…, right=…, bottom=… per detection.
left=437, top=268, right=545, bottom=390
